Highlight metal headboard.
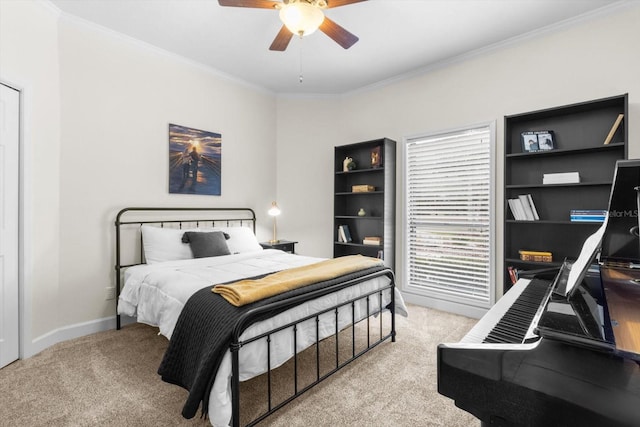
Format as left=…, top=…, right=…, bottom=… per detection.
left=114, top=207, right=256, bottom=329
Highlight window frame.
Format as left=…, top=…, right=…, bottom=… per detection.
left=402, top=122, right=496, bottom=316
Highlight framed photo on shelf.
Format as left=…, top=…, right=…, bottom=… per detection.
left=521, top=130, right=555, bottom=152
left=521, top=132, right=539, bottom=152
left=371, top=146, right=382, bottom=168
left=537, top=131, right=555, bottom=151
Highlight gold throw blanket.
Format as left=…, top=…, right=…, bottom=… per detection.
left=212, top=255, right=384, bottom=307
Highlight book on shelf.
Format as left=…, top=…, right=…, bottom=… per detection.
left=519, top=250, right=553, bottom=262
left=526, top=194, right=540, bottom=220
left=543, top=171, right=580, bottom=185
left=363, top=236, right=381, bottom=246
left=508, top=199, right=525, bottom=220
left=507, top=266, right=519, bottom=285
left=570, top=209, right=607, bottom=223
left=518, top=194, right=540, bottom=220
left=508, top=194, right=539, bottom=220
left=338, top=225, right=352, bottom=243
left=603, top=113, right=624, bottom=145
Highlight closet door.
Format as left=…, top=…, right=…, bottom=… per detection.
left=0, top=83, right=20, bottom=368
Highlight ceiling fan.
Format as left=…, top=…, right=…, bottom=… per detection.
left=218, top=0, right=367, bottom=51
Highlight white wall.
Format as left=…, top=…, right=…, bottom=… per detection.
left=276, top=4, right=640, bottom=311
left=275, top=97, right=345, bottom=257
left=57, top=17, right=279, bottom=327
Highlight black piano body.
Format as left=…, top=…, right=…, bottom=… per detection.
left=438, top=336, right=640, bottom=426
left=438, top=160, right=640, bottom=426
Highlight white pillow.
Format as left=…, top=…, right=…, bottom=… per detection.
left=141, top=225, right=195, bottom=264
left=211, top=226, right=263, bottom=254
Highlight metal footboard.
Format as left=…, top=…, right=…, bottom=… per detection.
left=230, top=268, right=396, bottom=427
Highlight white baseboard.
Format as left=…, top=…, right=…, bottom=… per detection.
left=27, top=315, right=136, bottom=358
left=25, top=294, right=485, bottom=358
left=402, top=291, right=486, bottom=320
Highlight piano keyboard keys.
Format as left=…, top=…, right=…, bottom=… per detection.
left=460, top=278, right=532, bottom=343
left=483, top=278, right=553, bottom=344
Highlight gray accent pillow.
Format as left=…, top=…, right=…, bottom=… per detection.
left=181, top=231, right=231, bottom=258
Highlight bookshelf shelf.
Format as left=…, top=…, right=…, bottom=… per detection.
left=335, top=215, right=383, bottom=220
left=505, top=258, right=562, bottom=268
left=506, top=182, right=613, bottom=190
left=335, top=167, right=385, bottom=175
left=335, top=242, right=383, bottom=248
left=505, top=219, right=604, bottom=225
left=504, top=94, right=628, bottom=292
left=334, top=138, right=395, bottom=267
left=335, top=191, right=384, bottom=196
left=505, top=141, right=625, bottom=159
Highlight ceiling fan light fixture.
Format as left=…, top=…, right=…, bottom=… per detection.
left=279, top=2, right=325, bottom=37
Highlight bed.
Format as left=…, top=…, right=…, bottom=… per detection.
left=115, top=207, right=407, bottom=427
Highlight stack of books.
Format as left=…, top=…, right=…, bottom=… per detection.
left=507, top=194, right=540, bottom=221
left=570, top=209, right=607, bottom=223
left=363, top=236, right=381, bottom=246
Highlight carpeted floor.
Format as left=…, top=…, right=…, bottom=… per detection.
left=0, top=304, right=478, bottom=427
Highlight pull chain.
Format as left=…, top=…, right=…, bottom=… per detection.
left=298, top=35, right=304, bottom=83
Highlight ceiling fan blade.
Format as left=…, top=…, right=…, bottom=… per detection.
left=218, top=0, right=280, bottom=8
left=326, top=0, right=367, bottom=8
left=269, top=25, right=294, bottom=51
left=319, top=17, right=359, bottom=49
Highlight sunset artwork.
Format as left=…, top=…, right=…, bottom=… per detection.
left=169, top=123, right=221, bottom=195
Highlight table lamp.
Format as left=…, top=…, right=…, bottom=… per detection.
left=268, top=201, right=281, bottom=243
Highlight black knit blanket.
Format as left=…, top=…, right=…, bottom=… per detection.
left=157, top=265, right=388, bottom=419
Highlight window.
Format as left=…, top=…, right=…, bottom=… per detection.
left=404, top=123, right=495, bottom=310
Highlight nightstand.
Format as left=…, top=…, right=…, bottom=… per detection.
left=260, top=240, right=297, bottom=254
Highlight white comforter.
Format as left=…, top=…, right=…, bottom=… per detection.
left=118, top=249, right=407, bottom=427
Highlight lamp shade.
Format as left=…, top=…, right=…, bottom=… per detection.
left=279, top=2, right=324, bottom=36
left=268, top=201, right=281, bottom=216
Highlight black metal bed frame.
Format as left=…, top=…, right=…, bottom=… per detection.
left=114, top=207, right=396, bottom=427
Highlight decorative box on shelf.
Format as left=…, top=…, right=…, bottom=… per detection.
left=352, top=185, right=375, bottom=193
left=519, top=250, right=553, bottom=262
left=542, top=172, right=580, bottom=185
left=363, top=236, right=382, bottom=246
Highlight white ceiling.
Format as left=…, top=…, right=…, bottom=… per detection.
left=49, top=0, right=624, bottom=95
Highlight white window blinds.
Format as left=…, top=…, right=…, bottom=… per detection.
left=405, top=125, right=494, bottom=307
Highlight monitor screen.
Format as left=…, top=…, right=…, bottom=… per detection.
left=600, top=160, right=640, bottom=264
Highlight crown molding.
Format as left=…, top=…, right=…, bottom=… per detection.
left=344, top=0, right=637, bottom=97
left=45, top=1, right=275, bottom=97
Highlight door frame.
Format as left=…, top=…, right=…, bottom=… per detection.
left=1, top=77, right=31, bottom=361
